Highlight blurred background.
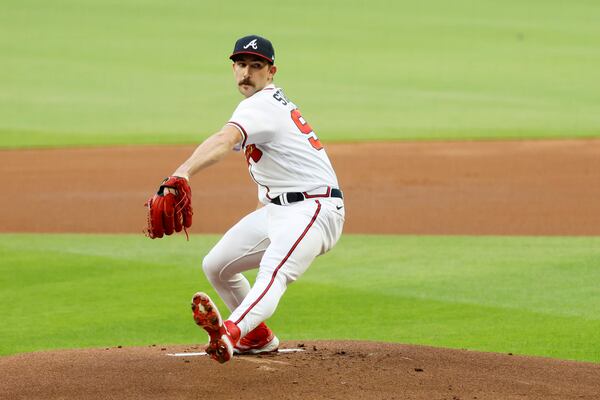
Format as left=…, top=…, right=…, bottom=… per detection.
left=2, top=0, right=599, bottom=148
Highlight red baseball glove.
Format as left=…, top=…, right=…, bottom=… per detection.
left=145, top=176, right=193, bottom=239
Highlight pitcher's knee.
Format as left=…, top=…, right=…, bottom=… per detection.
left=202, top=253, right=221, bottom=281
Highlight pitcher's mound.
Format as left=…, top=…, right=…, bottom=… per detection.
left=1, top=341, right=598, bottom=399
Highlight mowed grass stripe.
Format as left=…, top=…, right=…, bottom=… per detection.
left=0, top=234, right=599, bottom=362
left=2, top=0, right=600, bottom=147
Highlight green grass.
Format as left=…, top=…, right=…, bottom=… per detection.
left=1, top=0, right=600, bottom=148
left=1, top=233, right=599, bottom=362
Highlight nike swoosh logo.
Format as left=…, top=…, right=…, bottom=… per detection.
left=336, top=205, right=344, bottom=210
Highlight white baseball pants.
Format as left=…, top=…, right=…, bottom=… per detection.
left=202, top=197, right=345, bottom=338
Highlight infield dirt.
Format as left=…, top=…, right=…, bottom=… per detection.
left=2, top=139, right=600, bottom=235
left=1, top=341, right=599, bottom=400
left=2, top=139, right=600, bottom=399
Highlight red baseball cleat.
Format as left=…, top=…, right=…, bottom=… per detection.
left=234, top=322, right=280, bottom=355
left=191, top=292, right=240, bottom=364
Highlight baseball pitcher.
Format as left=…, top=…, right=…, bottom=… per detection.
left=145, top=35, right=345, bottom=363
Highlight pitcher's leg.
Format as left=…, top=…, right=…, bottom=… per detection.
left=202, top=207, right=269, bottom=312
left=229, top=201, right=327, bottom=337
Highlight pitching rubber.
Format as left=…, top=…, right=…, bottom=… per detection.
left=191, top=292, right=234, bottom=364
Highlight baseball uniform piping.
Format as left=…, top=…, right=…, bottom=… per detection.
left=227, top=121, right=248, bottom=148
left=247, top=165, right=273, bottom=200
left=234, top=200, right=322, bottom=325
left=303, top=187, right=331, bottom=199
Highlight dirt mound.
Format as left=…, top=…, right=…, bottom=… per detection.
left=1, top=341, right=598, bottom=399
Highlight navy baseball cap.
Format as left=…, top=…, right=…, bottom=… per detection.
left=230, top=35, right=275, bottom=64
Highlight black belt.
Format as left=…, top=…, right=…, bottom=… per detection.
left=271, top=188, right=343, bottom=205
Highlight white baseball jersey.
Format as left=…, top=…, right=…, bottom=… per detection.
left=227, top=84, right=339, bottom=203
left=202, top=82, right=345, bottom=341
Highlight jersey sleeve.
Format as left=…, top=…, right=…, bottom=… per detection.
left=227, top=98, right=276, bottom=147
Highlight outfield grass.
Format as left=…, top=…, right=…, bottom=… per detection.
left=1, top=233, right=599, bottom=362
left=1, top=0, right=600, bottom=148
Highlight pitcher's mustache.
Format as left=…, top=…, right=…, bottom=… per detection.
left=239, top=79, right=253, bottom=86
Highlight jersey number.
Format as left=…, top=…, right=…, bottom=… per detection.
left=291, top=109, right=323, bottom=151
